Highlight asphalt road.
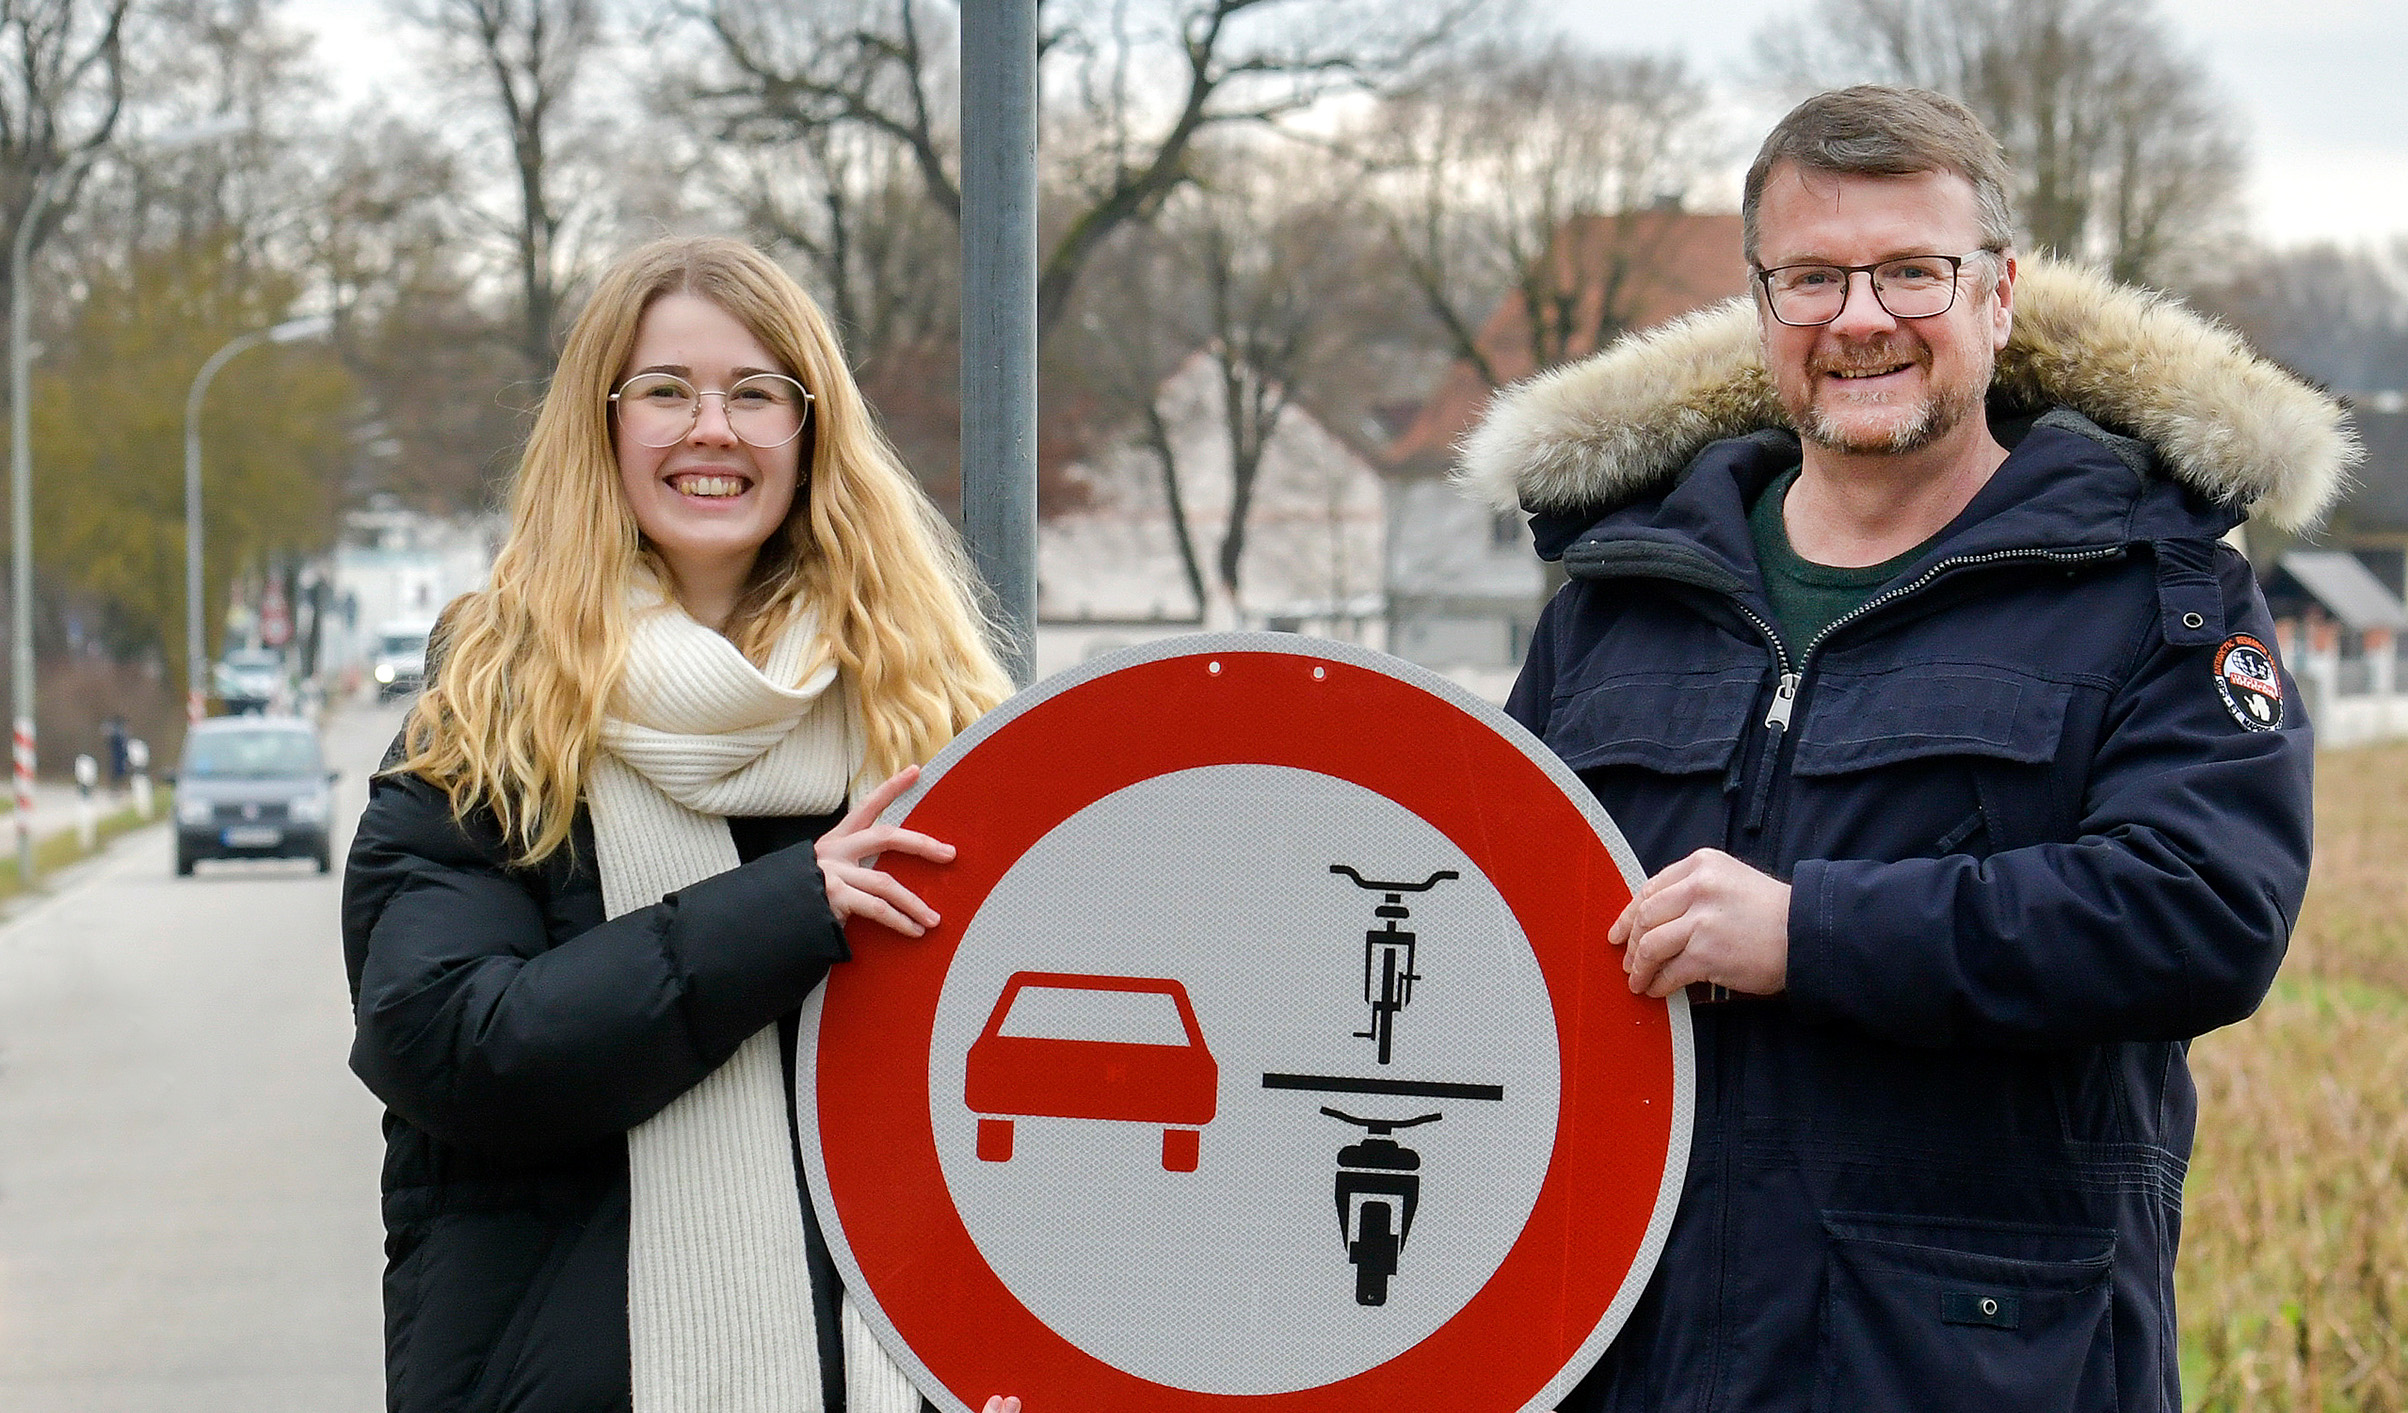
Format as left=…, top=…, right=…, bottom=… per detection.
left=0, top=701, right=405, bottom=1411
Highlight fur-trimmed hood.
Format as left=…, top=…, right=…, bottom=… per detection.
left=1454, top=258, right=2357, bottom=533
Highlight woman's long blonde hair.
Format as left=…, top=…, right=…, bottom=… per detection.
left=398, top=236, right=1013, bottom=863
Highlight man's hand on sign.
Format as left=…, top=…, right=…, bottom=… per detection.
left=816, top=764, right=954, bottom=938
left=1609, top=848, right=1789, bottom=998
left=981, top=1398, right=1022, bottom=1413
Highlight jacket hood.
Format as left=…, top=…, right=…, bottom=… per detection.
left=1454, top=257, right=2358, bottom=533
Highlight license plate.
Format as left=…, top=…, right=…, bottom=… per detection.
left=222, top=826, right=282, bottom=848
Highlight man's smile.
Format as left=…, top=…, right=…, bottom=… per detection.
left=1812, top=341, right=1925, bottom=388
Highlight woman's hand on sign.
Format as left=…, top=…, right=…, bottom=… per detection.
left=816, top=764, right=954, bottom=938
left=1609, top=847, right=1789, bottom=998
left=981, top=1398, right=1022, bottom=1413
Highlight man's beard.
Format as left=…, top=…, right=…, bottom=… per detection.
left=1791, top=336, right=1991, bottom=456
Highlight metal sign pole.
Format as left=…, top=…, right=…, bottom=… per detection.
left=959, top=0, right=1039, bottom=687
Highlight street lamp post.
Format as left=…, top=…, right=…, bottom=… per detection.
left=8, top=116, right=241, bottom=883
left=9, top=149, right=99, bottom=883
left=184, top=314, right=332, bottom=723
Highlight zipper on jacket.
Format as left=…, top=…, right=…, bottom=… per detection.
left=1740, top=670, right=1803, bottom=833
left=1736, top=545, right=2122, bottom=836
left=1764, top=672, right=1800, bottom=731
left=1710, top=599, right=1794, bottom=837
left=1790, top=543, right=2127, bottom=669
left=1568, top=536, right=2124, bottom=840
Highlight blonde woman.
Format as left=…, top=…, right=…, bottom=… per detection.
left=343, top=237, right=1020, bottom=1413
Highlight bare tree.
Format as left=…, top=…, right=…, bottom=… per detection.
left=703, top=120, right=959, bottom=373
left=1365, top=38, right=1716, bottom=388
left=1755, top=0, right=2245, bottom=285
left=400, top=0, right=605, bottom=378
left=100, top=0, right=338, bottom=290
left=1073, top=224, right=1211, bottom=614
left=1190, top=197, right=1304, bottom=612
left=0, top=0, right=131, bottom=352
left=303, top=114, right=535, bottom=510
left=2195, top=241, right=2408, bottom=398
left=1063, top=140, right=1383, bottom=624
left=683, top=0, right=1479, bottom=343
left=24, top=0, right=365, bottom=692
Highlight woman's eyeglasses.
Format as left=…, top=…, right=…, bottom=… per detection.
left=609, top=372, right=814, bottom=449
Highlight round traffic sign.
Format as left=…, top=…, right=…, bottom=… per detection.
left=800, top=635, right=1691, bottom=1413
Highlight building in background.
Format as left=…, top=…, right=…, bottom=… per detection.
left=1379, top=211, right=1752, bottom=689
left=324, top=498, right=501, bottom=695
left=1034, top=213, right=1756, bottom=701
left=2253, top=397, right=2408, bottom=745
left=2318, top=399, right=2408, bottom=595
left=2266, top=549, right=2408, bottom=747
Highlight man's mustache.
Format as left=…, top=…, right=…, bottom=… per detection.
left=1807, top=339, right=1927, bottom=378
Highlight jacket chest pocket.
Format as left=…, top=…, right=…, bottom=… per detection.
left=1814, top=1214, right=2119, bottom=1413
left=1545, top=665, right=1764, bottom=777
left=1789, top=662, right=2078, bottom=858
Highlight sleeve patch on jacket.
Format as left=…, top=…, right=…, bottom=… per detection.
left=2213, top=634, right=2284, bottom=731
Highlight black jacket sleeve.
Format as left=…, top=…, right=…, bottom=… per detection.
left=1784, top=550, right=2313, bottom=1049
left=341, top=770, right=849, bottom=1155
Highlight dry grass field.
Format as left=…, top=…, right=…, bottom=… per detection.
left=2182, top=741, right=2408, bottom=1411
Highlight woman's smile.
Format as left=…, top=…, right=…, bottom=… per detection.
left=665, top=469, right=753, bottom=499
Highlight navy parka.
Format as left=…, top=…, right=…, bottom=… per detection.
left=1508, top=409, right=2313, bottom=1413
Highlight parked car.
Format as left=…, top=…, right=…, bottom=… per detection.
left=372, top=621, right=434, bottom=700
left=172, top=716, right=337, bottom=875
left=213, top=647, right=288, bottom=715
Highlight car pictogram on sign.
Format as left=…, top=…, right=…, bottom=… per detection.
left=965, top=971, right=1219, bottom=1172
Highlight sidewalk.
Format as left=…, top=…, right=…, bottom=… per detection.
left=4, top=783, right=159, bottom=845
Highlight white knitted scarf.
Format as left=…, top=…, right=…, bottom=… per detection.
left=586, top=587, right=921, bottom=1413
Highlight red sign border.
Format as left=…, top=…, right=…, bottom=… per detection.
left=798, top=634, right=1693, bottom=1413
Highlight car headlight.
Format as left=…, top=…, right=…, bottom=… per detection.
left=374, top=663, right=395, bottom=684
left=176, top=797, right=214, bottom=826
left=289, top=792, right=328, bottom=824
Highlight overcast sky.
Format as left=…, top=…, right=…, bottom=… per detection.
left=285, top=0, right=2408, bottom=252
left=1549, top=0, right=2408, bottom=250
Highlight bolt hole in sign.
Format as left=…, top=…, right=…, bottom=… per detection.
left=798, top=634, right=1693, bottom=1413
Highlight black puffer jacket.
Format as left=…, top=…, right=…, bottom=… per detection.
left=341, top=765, right=854, bottom=1413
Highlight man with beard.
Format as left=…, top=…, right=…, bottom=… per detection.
left=1463, top=87, right=2338, bottom=1410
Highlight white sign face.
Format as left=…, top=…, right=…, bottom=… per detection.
left=801, top=635, right=1691, bottom=1413
left=930, top=764, right=1562, bottom=1395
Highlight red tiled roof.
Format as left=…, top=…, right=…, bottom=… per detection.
left=1385, top=210, right=1751, bottom=476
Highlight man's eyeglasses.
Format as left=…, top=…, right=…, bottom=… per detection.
left=609, top=372, right=815, bottom=449
left=1753, top=252, right=1997, bottom=328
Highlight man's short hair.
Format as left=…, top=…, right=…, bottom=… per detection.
left=1741, top=85, right=2019, bottom=267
